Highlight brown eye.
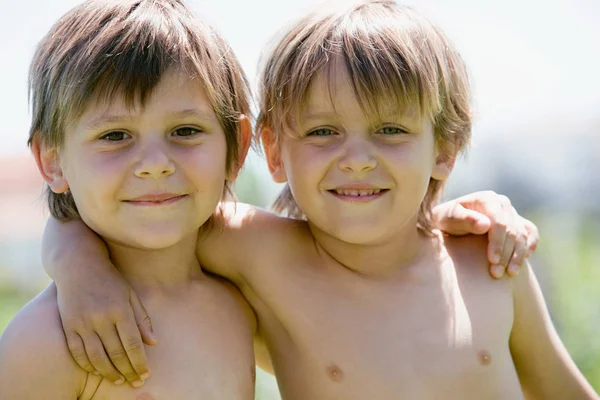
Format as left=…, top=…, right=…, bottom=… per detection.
left=100, top=131, right=130, bottom=141
left=172, top=127, right=202, bottom=137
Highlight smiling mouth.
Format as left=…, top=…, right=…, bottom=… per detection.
left=327, top=188, right=389, bottom=200
left=330, top=188, right=386, bottom=196
left=125, top=194, right=188, bottom=206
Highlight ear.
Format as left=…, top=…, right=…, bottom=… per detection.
left=261, top=127, right=287, bottom=183
left=431, top=146, right=455, bottom=181
left=31, top=136, right=69, bottom=194
left=228, top=115, right=253, bottom=180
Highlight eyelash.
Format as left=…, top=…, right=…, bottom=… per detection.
left=99, top=131, right=131, bottom=142
left=377, top=126, right=408, bottom=135
left=307, top=128, right=335, bottom=137
left=98, top=127, right=203, bottom=142
left=171, top=126, right=203, bottom=138
left=306, top=126, right=408, bottom=137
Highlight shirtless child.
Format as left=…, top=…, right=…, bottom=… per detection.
left=25, top=1, right=597, bottom=400
left=0, top=1, right=258, bottom=398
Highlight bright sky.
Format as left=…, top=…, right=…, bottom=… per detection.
left=1, top=0, right=599, bottom=157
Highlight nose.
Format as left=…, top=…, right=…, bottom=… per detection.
left=338, top=137, right=377, bottom=173
left=134, top=141, right=175, bottom=178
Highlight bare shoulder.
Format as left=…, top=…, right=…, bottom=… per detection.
left=197, top=201, right=314, bottom=282
left=219, top=201, right=308, bottom=241
left=439, top=233, right=515, bottom=338
left=441, top=233, right=512, bottom=290
left=0, top=284, right=86, bottom=398
left=441, top=233, right=488, bottom=269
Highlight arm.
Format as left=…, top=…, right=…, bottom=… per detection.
left=42, top=217, right=154, bottom=387
left=433, top=191, right=539, bottom=278
left=509, top=262, right=599, bottom=399
left=42, top=192, right=538, bottom=384
left=0, top=286, right=86, bottom=399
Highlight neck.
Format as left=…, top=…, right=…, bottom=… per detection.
left=308, top=220, right=437, bottom=278
left=105, top=233, right=203, bottom=292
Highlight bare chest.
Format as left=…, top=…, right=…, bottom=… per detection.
left=258, top=263, right=521, bottom=399
left=86, top=286, right=255, bottom=400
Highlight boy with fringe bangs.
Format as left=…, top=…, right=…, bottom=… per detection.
left=0, top=0, right=257, bottom=399
left=5, top=0, right=593, bottom=399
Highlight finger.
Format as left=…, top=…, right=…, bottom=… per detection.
left=523, top=218, right=539, bottom=256
left=82, top=333, right=126, bottom=385
left=115, top=316, right=151, bottom=381
left=498, top=229, right=516, bottom=269
left=97, top=325, right=141, bottom=385
left=486, top=211, right=508, bottom=266
left=507, top=234, right=528, bottom=276
left=130, top=292, right=157, bottom=346
left=435, top=204, right=491, bottom=236
left=64, top=330, right=96, bottom=374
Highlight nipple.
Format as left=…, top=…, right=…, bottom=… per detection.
left=477, top=349, right=492, bottom=366
left=326, top=364, right=345, bottom=382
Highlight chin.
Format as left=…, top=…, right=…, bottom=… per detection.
left=122, top=224, right=196, bottom=250
left=325, top=221, right=390, bottom=245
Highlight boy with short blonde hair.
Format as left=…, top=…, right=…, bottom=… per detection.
left=30, top=1, right=593, bottom=400
left=0, top=1, right=257, bottom=398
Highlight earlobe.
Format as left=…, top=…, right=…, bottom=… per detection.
left=261, top=127, right=287, bottom=183
left=31, top=136, right=69, bottom=194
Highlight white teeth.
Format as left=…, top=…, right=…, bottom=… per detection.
left=334, top=189, right=382, bottom=196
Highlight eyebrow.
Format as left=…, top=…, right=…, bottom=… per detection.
left=300, top=110, right=339, bottom=121
left=83, top=108, right=217, bottom=131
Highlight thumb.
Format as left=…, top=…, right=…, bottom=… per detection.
left=130, top=292, right=158, bottom=346
left=436, top=204, right=491, bottom=235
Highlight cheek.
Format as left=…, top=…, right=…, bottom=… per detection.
left=63, top=149, right=127, bottom=197
left=178, top=140, right=228, bottom=187
left=383, top=141, right=435, bottom=171
left=283, top=142, right=331, bottom=180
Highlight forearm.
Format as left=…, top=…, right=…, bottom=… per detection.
left=42, top=216, right=110, bottom=281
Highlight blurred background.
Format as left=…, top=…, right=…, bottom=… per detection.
left=0, top=0, right=598, bottom=398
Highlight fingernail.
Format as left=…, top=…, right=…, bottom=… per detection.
left=491, top=265, right=505, bottom=278
left=132, top=380, right=145, bottom=388
left=114, top=377, right=125, bottom=385
left=508, top=263, right=520, bottom=276
left=140, top=372, right=150, bottom=380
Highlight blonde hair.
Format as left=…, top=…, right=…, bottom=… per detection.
left=28, top=0, right=251, bottom=221
left=257, top=0, right=472, bottom=232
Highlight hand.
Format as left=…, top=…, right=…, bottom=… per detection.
left=55, top=265, right=157, bottom=387
left=433, top=191, right=539, bottom=279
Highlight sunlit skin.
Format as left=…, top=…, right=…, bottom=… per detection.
left=271, top=63, right=451, bottom=275
left=58, top=75, right=228, bottom=251
left=0, top=70, right=256, bottom=400
left=31, top=62, right=596, bottom=399
left=190, top=64, right=590, bottom=399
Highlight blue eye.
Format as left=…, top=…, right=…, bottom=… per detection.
left=378, top=126, right=406, bottom=135
left=172, top=127, right=202, bottom=137
left=307, top=128, right=335, bottom=136
left=100, top=131, right=130, bottom=141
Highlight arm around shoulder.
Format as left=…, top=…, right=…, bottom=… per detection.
left=0, top=285, right=87, bottom=400
left=509, top=262, right=599, bottom=399
left=196, top=201, right=306, bottom=282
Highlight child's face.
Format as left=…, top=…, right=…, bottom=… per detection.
left=51, top=70, right=228, bottom=249
left=271, top=65, right=451, bottom=244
